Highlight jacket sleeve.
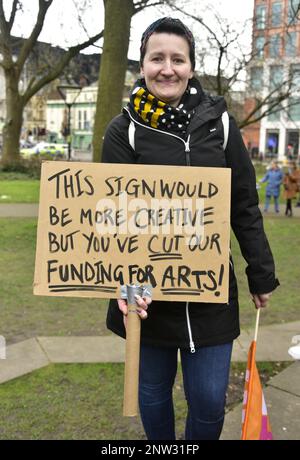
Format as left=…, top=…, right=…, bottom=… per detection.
left=260, top=172, right=269, bottom=183
left=225, top=115, right=279, bottom=295
left=102, top=114, right=136, bottom=164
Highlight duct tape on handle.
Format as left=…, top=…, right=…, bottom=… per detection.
left=120, top=285, right=153, bottom=304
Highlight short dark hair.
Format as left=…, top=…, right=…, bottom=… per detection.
left=140, top=17, right=195, bottom=70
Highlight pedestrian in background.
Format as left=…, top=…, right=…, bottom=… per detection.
left=289, top=161, right=300, bottom=207
left=260, top=161, right=283, bottom=213
left=283, top=168, right=298, bottom=217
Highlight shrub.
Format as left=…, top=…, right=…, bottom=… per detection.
left=0, top=155, right=65, bottom=179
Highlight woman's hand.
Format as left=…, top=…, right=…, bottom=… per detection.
left=117, top=295, right=152, bottom=328
left=250, top=292, right=273, bottom=309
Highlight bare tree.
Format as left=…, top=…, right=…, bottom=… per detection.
left=0, top=0, right=104, bottom=168
left=92, top=0, right=171, bottom=162
left=92, top=0, right=134, bottom=162
left=166, top=0, right=300, bottom=129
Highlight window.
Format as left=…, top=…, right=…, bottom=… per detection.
left=288, top=0, right=299, bottom=25
left=269, top=65, right=283, bottom=91
left=269, top=34, right=281, bottom=57
left=250, top=67, right=264, bottom=90
left=78, top=110, right=82, bottom=130
left=255, top=36, right=265, bottom=58
left=271, top=2, right=282, bottom=27
left=286, top=131, right=299, bottom=158
left=285, top=32, right=297, bottom=57
left=83, top=110, right=89, bottom=130
left=266, top=131, right=279, bottom=157
left=256, top=5, right=267, bottom=29
left=288, top=98, right=300, bottom=121
left=268, top=102, right=282, bottom=121
left=290, top=64, right=300, bottom=92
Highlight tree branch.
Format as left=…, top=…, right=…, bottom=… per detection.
left=0, top=0, right=15, bottom=68
left=134, top=0, right=166, bottom=14
left=239, top=84, right=292, bottom=128
left=216, top=46, right=225, bottom=94
left=166, top=1, right=222, bottom=46
left=17, top=0, right=53, bottom=75
left=8, top=0, right=20, bottom=31
left=22, top=29, right=104, bottom=103
left=0, top=0, right=9, bottom=37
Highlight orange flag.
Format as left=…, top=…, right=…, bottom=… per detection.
left=241, top=339, right=273, bottom=440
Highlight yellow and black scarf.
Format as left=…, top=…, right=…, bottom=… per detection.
left=128, top=78, right=203, bottom=138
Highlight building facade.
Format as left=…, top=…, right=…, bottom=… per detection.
left=47, top=84, right=96, bottom=149
left=46, top=70, right=138, bottom=152
left=244, top=0, right=300, bottom=161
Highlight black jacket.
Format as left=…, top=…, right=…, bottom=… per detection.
left=101, top=84, right=279, bottom=351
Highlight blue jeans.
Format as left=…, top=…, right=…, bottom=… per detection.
left=138, top=342, right=233, bottom=440
left=264, top=194, right=279, bottom=212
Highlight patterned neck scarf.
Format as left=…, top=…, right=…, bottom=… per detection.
left=128, top=78, right=203, bottom=138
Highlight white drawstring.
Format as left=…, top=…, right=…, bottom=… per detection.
left=186, top=302, right=195, bottom=353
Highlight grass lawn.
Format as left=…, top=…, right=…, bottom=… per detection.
left=231, top=215, right=300, bottom=329
left=0, top=164, right=291, bottom=205
left=0, top=172, right=40, bottom=203
left=0, top=218, right=108, bottom=344
left=0, top=361, right=290, bottom=440
left=0, top=215, right=299, bottom=344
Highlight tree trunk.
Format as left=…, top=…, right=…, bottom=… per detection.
left=92, top=0, right=134, bottom=162
left=0, top=0, right=104, bottom=169
left=1, top=69, right=24, bottom=168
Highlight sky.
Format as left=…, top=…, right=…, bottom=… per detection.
left=3, top=0, right=255, bottom=76
left=130, top=0, right=255, bottom=61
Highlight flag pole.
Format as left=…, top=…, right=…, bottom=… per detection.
left=254, top=307, right=261, bottom=343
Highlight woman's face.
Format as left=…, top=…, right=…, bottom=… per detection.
left=140, top=32, right=194, bottom=107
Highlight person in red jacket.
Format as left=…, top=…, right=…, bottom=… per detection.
left=102, top=17, right=279, bottom=441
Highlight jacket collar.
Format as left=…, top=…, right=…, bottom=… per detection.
left=188, top=93, right=228, bottom=132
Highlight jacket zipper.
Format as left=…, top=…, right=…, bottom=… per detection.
left=184, top=134, right=191, bottom=164
left=124, top=108, right=191, bottom=153
left=125, top=108, right=195, bottom=353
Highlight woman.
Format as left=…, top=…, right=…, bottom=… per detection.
left=260, top=161, right=283, bottom=213
left=289, top=161, right=300, bottom=207
left=102, top=17, right=279, bottom=440
left=283, top=163, right=299, bottom=217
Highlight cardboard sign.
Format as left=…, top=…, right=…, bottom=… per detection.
left=34, top=162, right=231, bottom=303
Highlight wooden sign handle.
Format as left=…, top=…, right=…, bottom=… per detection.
left=123, top=289, right=142, bottom=417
